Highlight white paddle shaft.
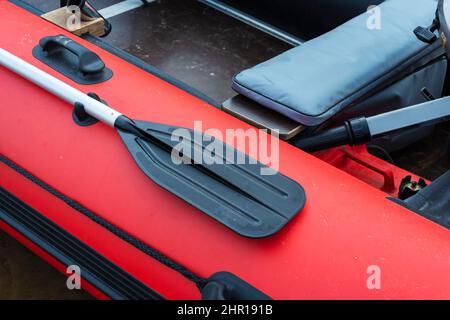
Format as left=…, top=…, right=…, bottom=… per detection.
left=0, top=48, right=122, bottom=127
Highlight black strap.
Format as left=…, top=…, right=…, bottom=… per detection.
left=0, top=154, right=207, bottom=289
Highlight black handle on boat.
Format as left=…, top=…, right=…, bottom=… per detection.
left=40, top=35, right=105, bottom=75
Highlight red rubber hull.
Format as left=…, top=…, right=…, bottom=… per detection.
left=0, top=1, right=449, bottom=299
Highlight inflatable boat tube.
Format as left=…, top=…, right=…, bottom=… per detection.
left=1, top=1, right=449, bottom=299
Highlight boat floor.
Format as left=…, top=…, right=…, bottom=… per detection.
left=1, top=0, right=449, bottom=299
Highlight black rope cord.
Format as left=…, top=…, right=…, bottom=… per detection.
left=0, top=154, right=207, bottom=289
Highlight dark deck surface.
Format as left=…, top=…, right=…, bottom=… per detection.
left=26, top=0, right=290, bottom=103
left=2, top=0, right=449, bottom=299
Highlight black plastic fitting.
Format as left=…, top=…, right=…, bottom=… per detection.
left=294, top=117, right=371, bottom=152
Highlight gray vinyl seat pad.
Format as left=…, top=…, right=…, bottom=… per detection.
left=233, top=0, right=442, bottom=126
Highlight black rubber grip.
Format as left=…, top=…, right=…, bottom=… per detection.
left=294, top=117, right=370, bottom=152
left=294, top=125, right=352, bottom=152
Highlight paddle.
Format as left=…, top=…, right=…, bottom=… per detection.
left=0, top=48, right=305, bottom=238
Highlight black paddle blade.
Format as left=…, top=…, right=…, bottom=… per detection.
left=117, top=120, right=306, bottom=238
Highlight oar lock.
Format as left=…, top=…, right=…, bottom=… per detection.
left=72, top=92, right=106, bottom=126
left=200, top=272, right=271, bottom=300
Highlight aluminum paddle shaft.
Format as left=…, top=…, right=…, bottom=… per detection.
left=0, top=48, right=122, bottom=126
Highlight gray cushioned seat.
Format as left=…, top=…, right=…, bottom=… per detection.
left=232, top=0, right=445, bottom=126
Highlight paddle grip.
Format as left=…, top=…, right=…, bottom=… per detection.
left=295, top=117, right=371, bottom=152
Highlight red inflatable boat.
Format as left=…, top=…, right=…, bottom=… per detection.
left=0, top=0, right=449, bottom=300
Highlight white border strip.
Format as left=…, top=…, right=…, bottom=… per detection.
left=98, top=0, right=153, bottom=19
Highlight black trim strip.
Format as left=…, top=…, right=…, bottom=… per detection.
left=0, top=155, right=206, bottom=288
left=0, top=187, right=163, bottom=300
left=8, top=0, right=220, bottom=108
